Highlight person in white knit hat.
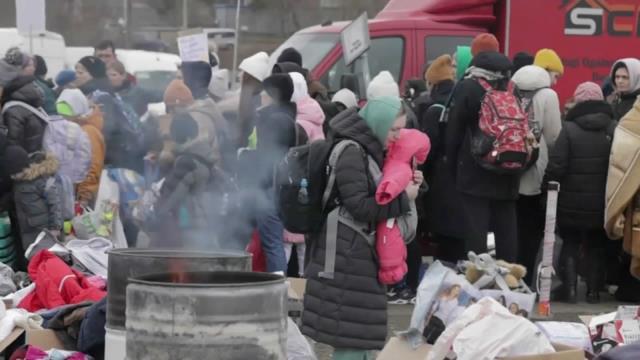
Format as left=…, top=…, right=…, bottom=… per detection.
left=237, top=52, right=271, bottom=147
left=367, top=71, right=419, bottom=130
left=332, top=89, right=358, bottom=110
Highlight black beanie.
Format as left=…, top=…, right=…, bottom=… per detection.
left=263, top=74, right=294, bottom=104
left=78, top=56, right=107, bottom=79
left=277, top=47, right=303, bottom=67
left=170, top=112, right=199, bottom=144
left=181, top=61, right=212, bottom=99
left=34, top=55, right=48, bottom=78
left=4, top=145, right=30, bottom=177
left=512, top=52, right=534, bottom=74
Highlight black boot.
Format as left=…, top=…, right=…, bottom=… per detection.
left=586, top=247, right=603, bottom=304
left=564, top=255, right=578, bottom=304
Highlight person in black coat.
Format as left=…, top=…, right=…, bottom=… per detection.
left=445, top=51, right=519, bottom=262
left=420, top=55, right=471, bottom=263
left=302, top=96, right=417, bottom=355
left=1, top=76, right=46, bottom=154
left=545, top=82, right=615, bottom=304
left=609, top=58, right=640, bottom=121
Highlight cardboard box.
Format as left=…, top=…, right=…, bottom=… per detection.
left=0, top=328, right=24, bottom=353
left=0, top=328, right=68, bottom=355
left=580, top=306, right=640, bottom=354
left=378, top=337, right=584, bottom=360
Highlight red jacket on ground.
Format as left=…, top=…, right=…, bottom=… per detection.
left=19, top=250, right=106, bottom=312
left=376, top=129, right=430, bottom=285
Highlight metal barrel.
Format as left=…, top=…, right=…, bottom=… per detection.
left=126, top=271, right=287, bottom=360
left=107, top=249, right=251, bottom=330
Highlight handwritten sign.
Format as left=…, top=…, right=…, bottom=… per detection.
left=340, top=12, right=370, bottom=66
left=16, top=0, right=46, bottom=34
left=177, top=30, right=209, bottom=63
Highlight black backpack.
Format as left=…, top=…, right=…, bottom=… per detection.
left=274, top=139, right=361, bottom=234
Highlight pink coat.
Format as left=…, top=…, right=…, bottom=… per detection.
left=296, top=97, right=326, bottom=142
left=376, top=129, right=430, bottom=285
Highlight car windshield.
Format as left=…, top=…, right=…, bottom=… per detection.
left=135, top=71, right=176, bottom=92
left=270, top=33, right=339, bottom=71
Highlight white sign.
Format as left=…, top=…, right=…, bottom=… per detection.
left=16, top=0, right=46, bottom=34
left=340, top=12, right=370, bottom=66
left=177, top=31, right=209, bottom=62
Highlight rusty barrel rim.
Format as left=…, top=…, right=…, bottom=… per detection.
left=108, top=248, right=252, bottom=259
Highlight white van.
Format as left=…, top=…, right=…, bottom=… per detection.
left=0, top=28, right=67, bottom=79
left=65, top=47, right=180, bottom=91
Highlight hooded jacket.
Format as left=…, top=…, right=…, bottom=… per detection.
left=34, top=78, right=57, bottom=115
left=290, top=72, right=326, bottom=142
left=75, top=110, right=105, bottom=204
left=1, top=76, right=46, bottom=154
left=545, top=100, right=614, bottom=230
left=605, top=97, right=640, bottom=279
left=302, top=107, right=410, bottom=350
left=12, top=153, right=62, bottom=249
left=511, top=65, right=563, bottom=196
left=610, top=58, right=640, bottom=121
left=115, top=80, right=163, bottom=116
left=376, top=129, right=430, bottom=285
left=187, top=97, right=226, bottom=169
left=445, top=51, right=520, bottom=200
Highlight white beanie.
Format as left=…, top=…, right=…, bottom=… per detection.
left=367, top=71, right=400, bottom=100
left=57, top=88, right=91, bottom=117
left=289, top=72, right=308, bottom=103
left=239, top=52, right=270, bottom=82
left=331, top=89, right=358, bottom=109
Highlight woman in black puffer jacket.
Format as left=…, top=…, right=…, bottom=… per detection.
left=302, top=96, right=419, bottom=358
left=546, top=82, right=615, bottom=304
left=1, top=75, right=46, bottom=154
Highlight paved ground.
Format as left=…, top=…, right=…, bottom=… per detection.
left=310, top=284, right=624, bottom=359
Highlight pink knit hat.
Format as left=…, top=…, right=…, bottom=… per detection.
left=573, top=82, right=604, bottom=103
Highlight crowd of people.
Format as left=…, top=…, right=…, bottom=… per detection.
left=0, top=32, right=638, bottom=360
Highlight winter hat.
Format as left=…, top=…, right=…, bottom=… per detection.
left=359, top=96, right=402, bottom=145
left=573, top=82, right=604, bottom=103
left=277, top=47, right=303, bottom=67
left=239, top=52, right=270, bottom=82
left=455, top=46, right=473, bottom=80
left=512, top=52, right=534, bottom=74
left=289, top=72, right=308, bottom=103
left=170, top=112, right=199, bottom=144
left=534, top=49, right=564, bottom=75
left=272, top=62, right=309, bottom=79
left=610, top=58, right=640, bottom=93
left=163, top=79, right=194, bottom=107
left=426, top=54, right=454, bottom=85
left=332, top=89, right=358, bottom=109
left=4, top=145, right=30, bottom=177
left=4, top=47, right=30, bottom=68
left=367, top=71, right=400, bottom=100
left=34, top=55, right=47, bottom=78
left=471, top=33, right=499, bottom=56
left=56, top=88, right=91, bottom=117
left=263, top=73, right=294, bottom=104
left=54, top=70, right=76, bottom=88
left=181, top=61, right=212, bottom=99
left=78, top=56, right=107, bottom=79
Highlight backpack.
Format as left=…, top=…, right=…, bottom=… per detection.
left=2, top=102, right=93, bottom=184
left=470, top=78, right=533, bottom=174
left=274, top=139, right=360, bottom=234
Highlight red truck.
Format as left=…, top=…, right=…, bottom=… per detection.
left=270, top=0, right=640, bottom=104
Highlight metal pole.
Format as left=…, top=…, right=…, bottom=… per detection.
left=123, top=0, right=131, bottom=48
left=182, top=0, right=189, bottom=29
left=29, top=25, right=33, bottom=54
left=361, top=52, right=371, bottom=93
left=231, top=0, right=241, bottom=87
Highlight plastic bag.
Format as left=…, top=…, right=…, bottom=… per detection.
left=428, top=297, right=555, bottom=360
left=287, top=318, right=317, bottom=360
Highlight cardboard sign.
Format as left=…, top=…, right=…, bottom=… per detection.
left=15, top=0, right=46, bottom=34
left=340, top=12, right=370, bottom=66
left=177, top=29, right=209, bottom=63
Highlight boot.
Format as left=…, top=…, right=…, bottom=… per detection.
left=586, top=247, right=603, bottom=304
left=564, top=255, right=578, bottom=304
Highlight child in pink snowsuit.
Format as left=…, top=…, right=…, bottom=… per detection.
left=376, top=129, right=430, bottom=285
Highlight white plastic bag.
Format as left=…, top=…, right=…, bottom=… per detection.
left=66, top=238, right=113, bottom=278
left=428, top=297, right=555, bottom=360
left=287, top=318, right=317, bottom=360
left=536, top=322, right=593, bottom=353
left=92, top=171, right=128, bottom=248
